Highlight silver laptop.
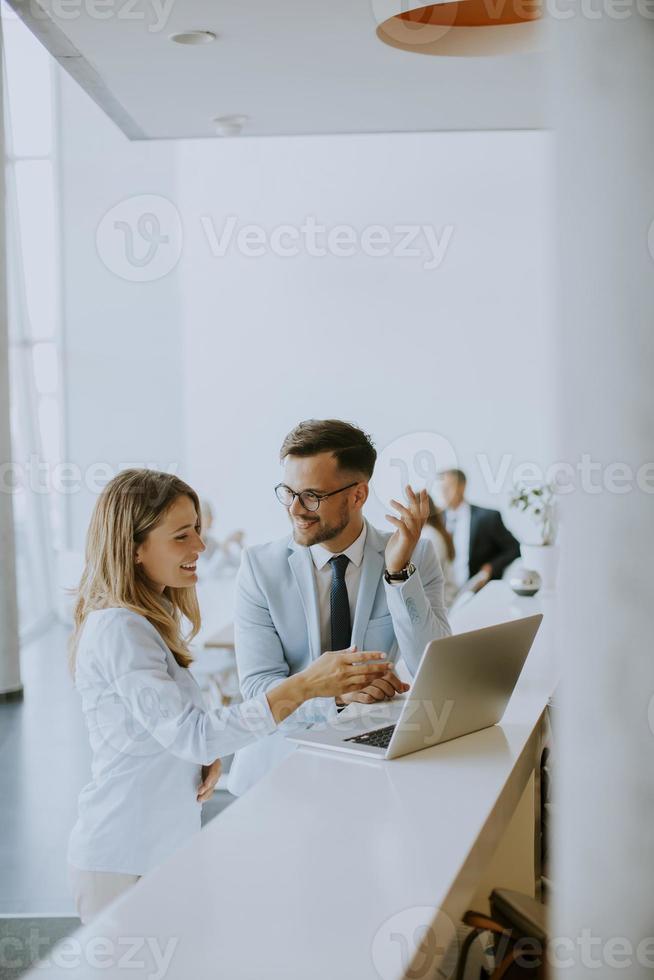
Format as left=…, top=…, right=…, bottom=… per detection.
left=290, top=614, right=543, bottom=761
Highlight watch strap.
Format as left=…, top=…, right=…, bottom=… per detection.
left=384, top=562, right=416, bottom=583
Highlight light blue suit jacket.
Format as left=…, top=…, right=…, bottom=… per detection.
left=228, top=520, right=451, bottom=795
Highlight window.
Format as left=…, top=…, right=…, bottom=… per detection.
left=3, top=5, right=63, bottom=636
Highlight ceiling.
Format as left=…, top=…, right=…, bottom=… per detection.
left=7, top=0, right=547, bottom=140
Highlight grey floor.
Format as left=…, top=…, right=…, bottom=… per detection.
left=0, top=624, right=234, bottom=916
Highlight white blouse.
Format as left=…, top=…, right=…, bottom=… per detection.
left=68, top=607, right=277, bottom=876
left=421, top=525, right=459, bottom=609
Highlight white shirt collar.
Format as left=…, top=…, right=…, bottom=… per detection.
left=309, top=522, right=367, bottom=571
left=446, top=501, right=470, bottom=520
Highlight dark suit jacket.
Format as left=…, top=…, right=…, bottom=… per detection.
left=468, top=504, right=521, bottom=580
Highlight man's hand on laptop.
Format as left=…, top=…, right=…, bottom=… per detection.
left=336, top=669, right=409, bottom=706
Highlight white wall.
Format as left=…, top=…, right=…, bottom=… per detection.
left=177, top=131, right=554, bottom=546
left=56, top=67, right=553, bottom=553
left=58, top=72, right=184, bottom=549
left=553, top=11, right=654, bottom=972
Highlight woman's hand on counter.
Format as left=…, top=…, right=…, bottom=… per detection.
left=197, top=758, right=222, bottom=802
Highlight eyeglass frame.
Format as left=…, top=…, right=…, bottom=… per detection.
left=274, top=481, right=360, bottom=512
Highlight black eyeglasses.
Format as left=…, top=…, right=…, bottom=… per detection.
left=274, top=482, right=359, bottom=512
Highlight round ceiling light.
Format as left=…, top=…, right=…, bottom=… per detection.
left=212, top=115, right=249, bottom=137
left=169, top=30, right=217, bottom=45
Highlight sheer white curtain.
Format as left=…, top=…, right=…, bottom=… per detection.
left=2, top=4, right=62, bottom=638
left=0, top=13, right=20, bottom=695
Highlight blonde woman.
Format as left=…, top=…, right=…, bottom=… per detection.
left=67, top=469, right=388, bottom=924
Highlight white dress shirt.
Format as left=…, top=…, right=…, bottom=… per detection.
left=446, top=502, right=472, bottom=589
left=68, top=607, right=276, bottom=876
left=228, top=521, right=452, bottom=796
left=309, top=523, right=367, bottom=654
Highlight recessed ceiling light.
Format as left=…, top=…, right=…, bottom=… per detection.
left=169, top=30, right=217, bottom=45
left=212, top=115, right=249, bottom=137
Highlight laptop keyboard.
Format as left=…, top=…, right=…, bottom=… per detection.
left=344, top=724, right=396, bottom=748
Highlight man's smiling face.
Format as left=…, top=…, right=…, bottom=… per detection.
left=281, top=452, right=365, bottom=547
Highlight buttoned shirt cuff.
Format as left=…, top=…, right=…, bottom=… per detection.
left=257, top=690, right=280, bottom=732
left=383, top=569, right=425, bottom=619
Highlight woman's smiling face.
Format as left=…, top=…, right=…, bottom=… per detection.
left=135, top=494, right=206, bottom=592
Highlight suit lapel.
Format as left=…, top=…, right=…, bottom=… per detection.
left=468, top=504, right=481, bottom=565
left=351, top=523, right=385, bottom=649
left=288, top=541, right=322, bottom=661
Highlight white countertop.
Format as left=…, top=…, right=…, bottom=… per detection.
left=29, top=583, right=554, bottom=980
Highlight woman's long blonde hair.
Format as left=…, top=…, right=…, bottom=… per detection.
left=69, top=469, right=202, bottom=673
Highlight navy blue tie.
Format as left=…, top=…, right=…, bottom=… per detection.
left=329, top=555, right=351, bottom=652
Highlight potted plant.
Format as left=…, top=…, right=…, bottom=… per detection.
left=510, top=482, right=559, bottom=590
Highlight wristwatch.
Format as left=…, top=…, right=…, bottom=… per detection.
left=384, top=562, right=416, bottom=584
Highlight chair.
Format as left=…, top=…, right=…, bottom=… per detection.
left=460, top=889, right=548, bottom=979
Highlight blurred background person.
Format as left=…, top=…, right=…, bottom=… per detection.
left=422, top=496, right=458, bottom=609
left=438, top=469, right=520, bottom=595
left=199, top=500, right=245, bottom=577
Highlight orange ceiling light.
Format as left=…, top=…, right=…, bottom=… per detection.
left=376, top=0, right=543, bottom=56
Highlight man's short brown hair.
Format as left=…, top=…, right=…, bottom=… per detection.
left=439, top=468, right=467, bottom=485
left=280, top=420, right=377, bottom=479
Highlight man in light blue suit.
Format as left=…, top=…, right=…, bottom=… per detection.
left=228, top=419, right=451, bottom=795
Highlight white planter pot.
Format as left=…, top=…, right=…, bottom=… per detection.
left=520, top=544, right=559, bottom=592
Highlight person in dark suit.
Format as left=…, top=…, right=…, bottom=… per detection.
left=438, top=469, right=520, bottom=594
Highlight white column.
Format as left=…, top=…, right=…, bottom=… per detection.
left=0, top=21, right=22, bottom=699
left=553, top=6, right=654, bottom=977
